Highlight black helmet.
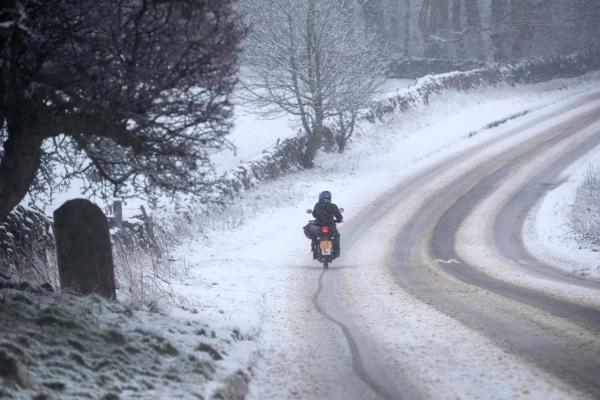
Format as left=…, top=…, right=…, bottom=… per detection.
left=319, top=191, right=332, bottom=202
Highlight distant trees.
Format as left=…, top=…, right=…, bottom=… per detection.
left=351, top=0, right=600, bottom=62
left=358, top=0, right=386, bottom=40
left=417, top=0, right=485, bottom=60
left=240, top=0, right=384, bottom=165
left=491, top=0, right=600, bottom=62
left=0, top=0, right=245, bottom=221
left=575, top=0, right=600, bottom=51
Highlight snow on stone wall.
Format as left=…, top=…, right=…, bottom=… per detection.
left=386, top=58, right=488, bottom=79
left=366, top=49, right=600, bottom=123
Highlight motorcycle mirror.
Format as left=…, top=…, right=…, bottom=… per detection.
left=339, top=208, right=344, bottom=213
left=306, top=209, right=312, bottom=214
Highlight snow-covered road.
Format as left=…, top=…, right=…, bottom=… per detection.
left=394, top=96, right=600, bottom=396
left=323, top=92, right=600, bottom=399
left=175, top=77, right=600, bottom=399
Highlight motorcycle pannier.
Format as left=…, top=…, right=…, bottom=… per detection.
left=303, top=222, right=320, bottom=239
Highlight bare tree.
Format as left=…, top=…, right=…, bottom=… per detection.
left=240, top=0, right=384, bottom=164
left=0, top=0, right=245, bottom=221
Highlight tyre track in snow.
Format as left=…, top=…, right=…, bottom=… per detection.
left=430, top=111, right=600, bottom=329
left=431, top=115, right=600, bottom=332
left=392, top=102, right=600, bottom=396
left=311, top=92, right=600, bottom=399
left=312, top=270, right=410, bottom=400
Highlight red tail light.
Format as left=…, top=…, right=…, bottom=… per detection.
left=321, top=226, right=329, bottom=234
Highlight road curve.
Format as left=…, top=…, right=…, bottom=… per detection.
left=314, top=92, right=600, bottom=399
left=493, top=123, right=600, bottom=293
left=393, top=103, right=600, bottom=395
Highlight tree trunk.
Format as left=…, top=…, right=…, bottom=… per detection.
left=491, top=0, right=508, bottom=62
left=390, top=14, right=400, bottom=53
left=437, top=0, right=450, bottom=32
left=510, top=0, right=532, bottom=60
left=464, top=0, right=481, bottom=28
left=337, top=135, right=346, bottom=153
left=302, top=126, right=322, bottom=169
left=403, top=0, right=411, bottom=57
left=419, top=0, right=434, bottom=57
left=436, top=0, right=450, bottom=58
left=420, top=0, right=449, bottom=58
left=451, top=0, right=464, bottom=60
left=575, top=0, right=599, bottom=51
left=464, top=0, right=484, bottom=60
left=0, top=127, right=44, bottom=221
left=335, top=118, right=347, bottom=154
left=301, top=0, right=323, bottom=169
left=451, top=0, right=461, bottom=32
left=361, top=0, right=386, bottom=40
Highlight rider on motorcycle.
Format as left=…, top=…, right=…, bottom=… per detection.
left=312, top=191, right=343, bottom=258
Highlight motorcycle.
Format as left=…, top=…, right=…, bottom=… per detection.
left=304, top=208, right=343, bottom=270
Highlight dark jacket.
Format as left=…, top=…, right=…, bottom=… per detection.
left=312, top=201, right=343, bottom=226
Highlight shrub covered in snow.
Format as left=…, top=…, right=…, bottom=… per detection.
left=0, top=206, right=56, bottom=285
left=112, top=239, right=180, bottom=306
left=570, top=165, right=600, bottom=246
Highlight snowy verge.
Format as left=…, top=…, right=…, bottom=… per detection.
left=524, top=143, right=600, bottom=282
left=0, top=276, right=254, bottom=400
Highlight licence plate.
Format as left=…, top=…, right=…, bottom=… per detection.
left=320, top=240, right=333, bottom=255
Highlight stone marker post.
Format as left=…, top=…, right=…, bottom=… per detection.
left=54, top=199, right=116, bottom=299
